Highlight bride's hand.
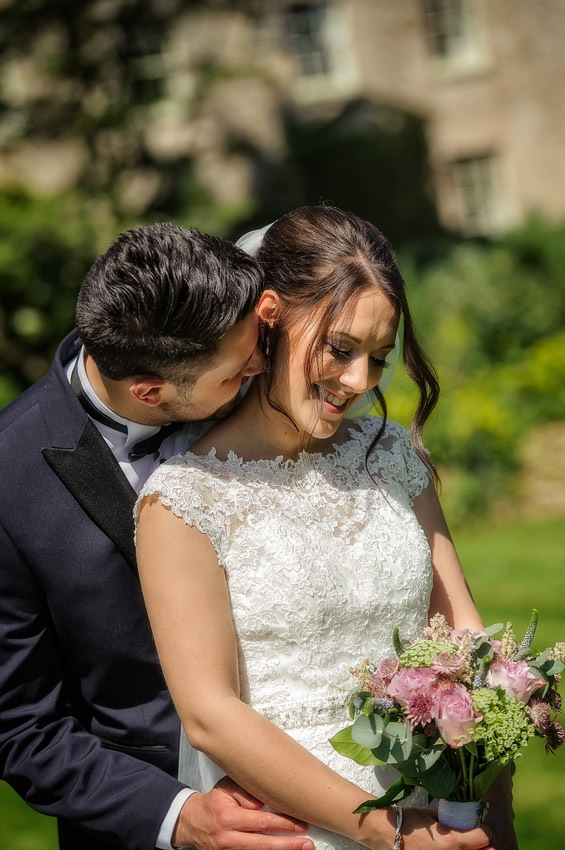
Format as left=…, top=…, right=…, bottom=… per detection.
left=365, top=807, right=494, bottom=850
left=400, top=808, right=494, bottom=850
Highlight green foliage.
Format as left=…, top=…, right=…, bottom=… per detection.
left=328, top=726, right=381, bottom=766
left=0, top=188, right=104, bottom=393
left=387, top=217, right=565, bottom=523
left=0, top=182, right=252, bottom=404
left=350, top=713, right=385, bottom=750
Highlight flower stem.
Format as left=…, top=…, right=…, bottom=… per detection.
left=469, top=753, right=475, bottom=801
left=459, top=748, right=469, bottom=801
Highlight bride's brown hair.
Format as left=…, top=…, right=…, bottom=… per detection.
left=257, top=205, right=440, bottom=483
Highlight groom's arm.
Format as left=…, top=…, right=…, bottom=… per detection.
left=0, top=520, right=187, bottom=849
left=0, top=523, right=311, bottom=850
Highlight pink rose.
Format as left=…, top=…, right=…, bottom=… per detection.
left=433, top=682, right=482, bottom=747
left=487, top=661, right=545, bottom=703
left=388, top=667, right=439, bottom=707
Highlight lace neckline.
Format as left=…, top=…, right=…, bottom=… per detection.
left=184, top=420, right=372, bottom=474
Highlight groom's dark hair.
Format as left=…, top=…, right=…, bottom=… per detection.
left=76, top=222, right=263, bottom=383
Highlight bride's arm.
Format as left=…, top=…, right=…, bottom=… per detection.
left=136, top=498, right=492, bottom=850
left=412, top=484, right=484, bottom=630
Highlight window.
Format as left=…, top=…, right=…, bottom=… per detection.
left=450, top=155, right=500, bottom=235
left=285, top=2, right=330, bottom=77
left=423, top=0, right=483, bottom=69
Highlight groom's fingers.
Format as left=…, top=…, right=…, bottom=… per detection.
left=213, top=776, right=309, bottom=832
left=230, top=807, right=310, bottom=835
left=173, top=788, right=313, bottom=850
left=228, top=836, right=314, bottom=850
left=214, top=776, right=269, bottom=811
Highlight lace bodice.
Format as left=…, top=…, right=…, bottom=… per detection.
left=137, top=416, right=434, bottom=848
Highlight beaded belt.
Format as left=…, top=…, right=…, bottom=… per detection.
left=254, top=697, right=347, bottom=730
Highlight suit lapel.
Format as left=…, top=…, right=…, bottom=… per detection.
left=40, top=332, right=138, bottom=573
left=43, top=419, right=138, bottom=571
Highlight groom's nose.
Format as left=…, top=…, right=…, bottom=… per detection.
left=242, top=344, right=265, bottom=377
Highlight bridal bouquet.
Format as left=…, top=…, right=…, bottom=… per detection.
left=330, top=611, right=564, bottom=827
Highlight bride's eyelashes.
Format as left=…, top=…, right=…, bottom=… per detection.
left=325, top=343, right=389, bottom=370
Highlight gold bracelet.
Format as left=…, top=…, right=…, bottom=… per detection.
left=392, top=804, right=403, bottom=850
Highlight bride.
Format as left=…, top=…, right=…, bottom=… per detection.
left=135, top=206, right=498, bottom=850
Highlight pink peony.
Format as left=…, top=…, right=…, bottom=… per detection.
left=433, top=682, right=482, bottom=747
left=387, top=667, right=439, bottom=708
left=487, top=660, right=545, bottom=704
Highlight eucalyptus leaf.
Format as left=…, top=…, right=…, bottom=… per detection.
left=352, top=778, right=413, bottom=813
left=484, top=623, right=504, bottom=636
left=352, top=691, right=372, bottom=710
left=528, top=664, right=549, bottom=683
left=396, top=735, right=445, bottom=777
left=541, top=659, right=564, bottom=677
left=474, top=642, right=494, bottom=661
left=329, top=726, right=381, bottom=766
left=351, top=714, right=384, bottom=749
left=372, top=721, right=412, bottom=764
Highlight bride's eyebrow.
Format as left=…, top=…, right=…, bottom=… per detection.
left=330, top=331, right=396, bottom=351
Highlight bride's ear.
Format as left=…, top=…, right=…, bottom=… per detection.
left=256, top=290, right=280, bottom=328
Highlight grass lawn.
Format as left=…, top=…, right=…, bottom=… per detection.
left=454, top=515, right=565, bottom=848
left=1, top=516, right=563, bottom=850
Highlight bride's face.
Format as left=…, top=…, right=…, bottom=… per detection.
left=264, top=287, right=399, bottom=442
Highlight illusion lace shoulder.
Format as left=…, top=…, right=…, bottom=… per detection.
left=137, top=416, right=434, bottom=850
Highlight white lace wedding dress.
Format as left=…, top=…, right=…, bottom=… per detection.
left=138, top=416, right=434, bottom=850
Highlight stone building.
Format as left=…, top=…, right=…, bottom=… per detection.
left=266, top=0, right=565, bottom=235
left=1, top=0, right=564, bottom=236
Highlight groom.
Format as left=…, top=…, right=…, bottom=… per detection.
left=0, top=224, right=313, bottom=850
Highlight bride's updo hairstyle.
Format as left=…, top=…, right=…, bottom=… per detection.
left=256, top=205, right=439, bottom=482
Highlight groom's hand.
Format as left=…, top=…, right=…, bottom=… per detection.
left=172, top=777, right=314, bottom=850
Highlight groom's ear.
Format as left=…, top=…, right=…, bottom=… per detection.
left=256, top=290, right=280, bottom=326
left=129, top=376, right=169, bottom=407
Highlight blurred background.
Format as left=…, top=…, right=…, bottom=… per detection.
left=0, top=1, right=563, bottom=847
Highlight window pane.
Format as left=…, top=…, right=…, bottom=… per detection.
left=451, top=155, right=499, bottom=235
left=423, top=0, right=476, bottom=61
left=285, top=2, right=330, bottom=77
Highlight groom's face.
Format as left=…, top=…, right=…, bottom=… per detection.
left=161, top=311, right=264, bottom=422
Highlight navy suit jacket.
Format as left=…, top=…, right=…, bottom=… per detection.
left=0, top=331, right=186, bottom=849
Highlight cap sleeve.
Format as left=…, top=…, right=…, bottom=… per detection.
left=361, top=417, right=431, bottom=504
left=134, top=453, right=227, bottom=560
left=393, top=422, right=431, bottom=502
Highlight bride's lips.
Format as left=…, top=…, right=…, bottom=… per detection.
left=315, top=387, right=355, bottom=415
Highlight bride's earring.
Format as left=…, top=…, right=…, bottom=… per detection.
left=260, top=322, right=274, bottom=373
